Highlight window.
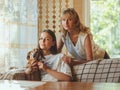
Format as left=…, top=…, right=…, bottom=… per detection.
left=0, top=0, right=38, bottom=73
left=84, top=0, right=120, bottom=58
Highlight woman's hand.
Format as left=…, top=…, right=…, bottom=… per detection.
left=62, top=55, right=72, bottom=65
left=38, top=61, right=49, bottom=71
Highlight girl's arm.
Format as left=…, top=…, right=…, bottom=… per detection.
left=38, top=62, right=71, bottom=81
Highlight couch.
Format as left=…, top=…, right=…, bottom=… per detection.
left=0, top=58, right=120, bottom=82
left=73, top=58, right=120, bottom=82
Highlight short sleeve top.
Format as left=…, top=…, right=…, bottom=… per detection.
left=62, top=32, right=105, bottom=60
left=41, top=53, right=72, bottom=81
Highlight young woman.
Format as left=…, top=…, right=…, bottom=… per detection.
left=25, top=29, right=72, bottom=81
left=57, top=8, right=110, bottom=66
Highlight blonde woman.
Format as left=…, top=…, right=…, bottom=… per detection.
left=57, top=8, right=110, bottom=66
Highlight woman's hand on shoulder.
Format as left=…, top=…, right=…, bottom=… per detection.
left=62, top=55, right=72, bottom=65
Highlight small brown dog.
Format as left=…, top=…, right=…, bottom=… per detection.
left=25, top=48, right=41, bottom=81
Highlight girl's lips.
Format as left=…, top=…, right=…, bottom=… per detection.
left=40, top=44, right=45, bottom=47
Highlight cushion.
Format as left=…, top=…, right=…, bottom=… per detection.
left=0, top=68, right=26, bottom=80
left=73, top=58, right=120, bottom=82
left=25, top=71, right=41, bottom=81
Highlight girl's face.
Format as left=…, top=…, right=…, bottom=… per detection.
left=39, top=32, right=55, bottom=51
left=61, top=13, right=75, bottom=31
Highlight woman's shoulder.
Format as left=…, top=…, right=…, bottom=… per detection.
left=78, top=31, right=88, bottom=40
left=79, top=31, right=88, bottom=35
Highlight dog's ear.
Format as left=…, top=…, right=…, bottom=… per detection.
left=27, top=51, right=31, bottom=60
left=27, top=50, right=34, bottom=60
left=33, top=50, right=39, bottom=61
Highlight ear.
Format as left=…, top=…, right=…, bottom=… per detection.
left=52, top=41, right=55, bottom=46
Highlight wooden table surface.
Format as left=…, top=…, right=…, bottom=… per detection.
left=31, top=82, right=120, bottom=90
left=0, top=80, right=120, bottom=90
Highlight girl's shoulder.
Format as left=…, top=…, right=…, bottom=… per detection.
left=46, top=53, right=64, bottom=59
left=45, top=53, right=64, bottom=63
left=53, top=53, right=64, bottom=58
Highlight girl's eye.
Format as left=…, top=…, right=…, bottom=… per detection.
left=39, top=37, right=52, bottom=41
left=46, top=38, right=51, bottom=41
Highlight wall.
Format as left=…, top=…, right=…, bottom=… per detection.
left=38, top=0, right=84, bottom=54
left=38, top=0, right=84, bottom=32
left=74, top=0, right=84, bottom=24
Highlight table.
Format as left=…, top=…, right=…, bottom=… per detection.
left=0, top=80, right=120, bottom=90
left=32, top=82, right=120, bottom=90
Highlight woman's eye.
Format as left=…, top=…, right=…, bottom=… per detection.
left=39, top=38, right=43, bottom=40
left=68, top=18, right=72, bottom=21
left=62, top=19, right=66, bottom=21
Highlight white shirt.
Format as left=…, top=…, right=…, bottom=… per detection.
left=41, top=53, right=72, bottom=81
left=62, top=32, right=105, bottom=60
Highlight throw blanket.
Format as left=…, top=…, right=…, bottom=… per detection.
left=0, top=68, right=26, bottom=80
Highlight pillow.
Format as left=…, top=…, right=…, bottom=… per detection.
left=73, top=58, right=120, bottom=82
left=0, top=68, right=41, bottom=81
left=0, top=68, right=26, bottom=80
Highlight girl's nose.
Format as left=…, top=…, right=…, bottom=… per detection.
left=41, top=39, right=45, bottom=43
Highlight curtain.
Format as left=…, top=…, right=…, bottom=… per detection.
left=0, top=0, right=38, bottom=73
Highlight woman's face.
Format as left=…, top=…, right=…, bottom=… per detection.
left=61, top=13, right=75, bottom=31
left=39, top=32, right=55, bottom=51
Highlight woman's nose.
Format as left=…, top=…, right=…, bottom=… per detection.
left=65, top=20, right=68, bottom=24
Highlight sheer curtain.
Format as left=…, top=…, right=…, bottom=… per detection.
left=0, top=0, right=38, bottom=73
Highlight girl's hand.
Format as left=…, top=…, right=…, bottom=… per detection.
left=62, top=55, right=72, bottom=65
left=31, top=60, right=39, bottom=72
left=25, top=67, right=32, bottom=74
left=25, top=60, right=39, bottom=74
left=38, top=61, right=48, bottom=71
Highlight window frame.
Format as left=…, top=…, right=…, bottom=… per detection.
left=82, top=0, right=120, bottom=58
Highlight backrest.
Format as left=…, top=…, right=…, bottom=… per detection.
left=73, top=58, right=120, bottom=82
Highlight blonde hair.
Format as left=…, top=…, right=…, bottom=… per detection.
left=61, top=8, right=90, bottom=37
